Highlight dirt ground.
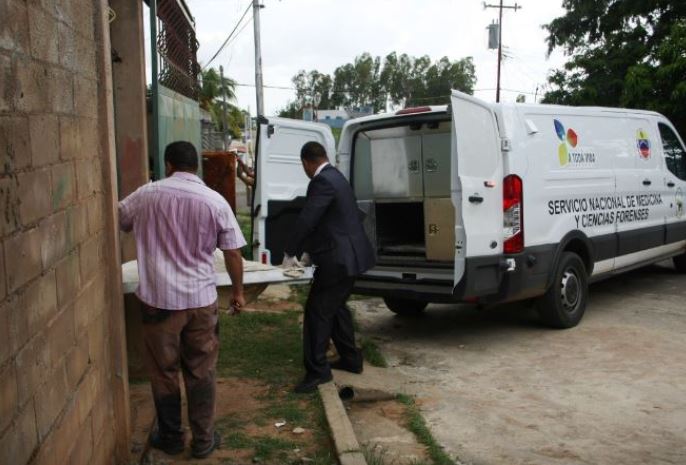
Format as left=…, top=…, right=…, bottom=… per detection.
left=349, top=261, right=686, bottom=465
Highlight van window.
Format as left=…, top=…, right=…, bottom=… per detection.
left=658, top=123, right=686, bottom=181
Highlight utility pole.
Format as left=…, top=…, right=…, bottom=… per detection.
left=220, top=65, right=228, bottom=150
left=252, top=0, right=265, bottom=117
left=484, top=1, right=521, bottom=103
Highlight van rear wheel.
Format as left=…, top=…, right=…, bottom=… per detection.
left=383, top=297, right=427, bottom=316
left=673, top=253, right=686, bottom=273
left=537, top=252, right=588, bottom=329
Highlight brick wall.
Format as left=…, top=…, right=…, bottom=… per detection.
left=0, top=1, right=128, bottom=464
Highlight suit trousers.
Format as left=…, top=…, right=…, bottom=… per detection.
left=303, top=269, right=361, bottom=379
left=141, top=301, right=219, bottom=448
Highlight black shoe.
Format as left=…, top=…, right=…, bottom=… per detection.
left=330, top=359, right=363, bottom=374
left=191, top=430, right=221, bottom=459
left=293, top=373, right=333, bottom=394
left=149, top=430, right=184, bottom=456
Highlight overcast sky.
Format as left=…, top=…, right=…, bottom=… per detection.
left=146, top=0, right=569, bottom=116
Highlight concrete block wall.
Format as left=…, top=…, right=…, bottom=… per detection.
left=0, top=1, right=128, bottom=464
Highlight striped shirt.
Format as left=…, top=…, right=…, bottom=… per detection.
left=119, top=171, right=246, bottom=310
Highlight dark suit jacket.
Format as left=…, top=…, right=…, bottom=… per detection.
left=285, top=164, right=375, bottom=278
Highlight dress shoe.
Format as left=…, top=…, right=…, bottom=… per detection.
left=330, top=359, right=363, bottom=374
left=293, top=373, right=333, bottom=394
left=191, top=430, right=221, bottom=459
left=149, top=431, right=184, bottom=455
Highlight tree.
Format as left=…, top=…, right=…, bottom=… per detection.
left=285, top=52, right=476, bottom=115
left=199, top=68, right=245, bottom=139
left=543, top=0, right=686, bottom=136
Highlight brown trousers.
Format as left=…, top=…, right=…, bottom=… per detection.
left=141, top=301, right=219, bottom=447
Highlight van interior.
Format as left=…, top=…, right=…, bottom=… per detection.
left=352, top=118, right=454, bottom=265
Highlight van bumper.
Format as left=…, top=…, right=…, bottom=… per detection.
left=353, top=244, right=556, bottom=304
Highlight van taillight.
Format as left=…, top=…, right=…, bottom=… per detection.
left=396, top=106, right=432, bottom=115
left=503, top=174, right=523, bottom=254
left=261, top=252, right=268, bottom=265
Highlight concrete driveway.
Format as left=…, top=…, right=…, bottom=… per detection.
left=350, top=261, right=686, bottom=465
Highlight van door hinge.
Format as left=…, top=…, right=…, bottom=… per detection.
left=501, top=138, right=512, bottom=151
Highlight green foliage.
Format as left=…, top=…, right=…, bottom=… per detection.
left=543, top=1, right=686, bottom=137
left=397, top=395, right=457, bottom=465
left=279, top=52, right=476, bottom=116
left=360, top=338, right=388, bottom=368
left=200, top=67, right=246, bottom=139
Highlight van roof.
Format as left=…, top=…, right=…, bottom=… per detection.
left=340, top=102, right=665, bottom=129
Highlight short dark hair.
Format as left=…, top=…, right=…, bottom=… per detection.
left=165, top=141, right=198, bottom=171
left=300, top=141, right=328, bottom=162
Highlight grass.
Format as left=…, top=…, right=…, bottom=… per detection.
left=217, top=310, right=302, bottom=385
left=397, top=394, right=457, bottom=465
left=360, top=338, right=388, bottom=368
left=235, top=211, right=253, bottom=259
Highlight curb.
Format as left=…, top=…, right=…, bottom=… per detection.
left=318, top=381, right=368, bottom=465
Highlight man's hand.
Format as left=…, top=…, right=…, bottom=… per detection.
left=281, top=253, right=302, bottom=268
left=229, top=292, right=246, bottom=316
left=222, top=248, right=244, bottom=315
left=300, top=252, right=312, bottom=267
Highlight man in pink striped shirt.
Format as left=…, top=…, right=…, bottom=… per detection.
left=119, top=141, right=246, bottom=458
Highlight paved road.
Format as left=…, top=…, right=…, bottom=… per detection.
left=350, top=260, right=686, bottom=465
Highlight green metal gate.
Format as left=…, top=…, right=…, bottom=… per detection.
left=148, top=0, right=201, bottom=180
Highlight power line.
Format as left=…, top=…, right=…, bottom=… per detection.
left=203, top=1, right=252, bottom=70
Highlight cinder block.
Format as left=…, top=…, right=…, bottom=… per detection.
left=29, top=114, right=60, bottom=168
left=0, top=401, right=38, bottom=465
left=75, top=159, right=96, bottom=200
left=35, top=364, right=69, bottom=439
left=28, top=4, right=59, bottom=64
left=0, top=301, right=10, bottom=364
left=77, top=117, right=100, bottom=159
left=57, top=22, right=76, bottom=71
left=17, top=169, right=51, bottom=225
left=71, top=0, right=94, bottom=42
left=51, top=66, right=74, bottom=114
left=67, top=201, right=88, bottom=245
left=59, top=116, right=79, bottom=161
left=73, top=30, right=96, bottom=79
left=0, top=115, right=31, bottom=175
left=51, top=161, right=76, bottom=211
left=5, top=226, right=42, bottom=292
left=54, top=0, right=74, bottom=28
left=0, top=53, right=12, bottom=112
left=47, top=305, right=76, bottom=369
left=55, top=251, right=80, bottom=307
left=0, top=0, right=30, bottom=54
left=87, top=316, right=106, bottom=365
left=65, top=338, right=89, bottom=390
left=14, top=331, right=51, bottom=407
left=73, top=76, right=97, bottom=118
left=15, top=59, right=51, bottom=113
left=41, top=210, right=74, bottom=269
left=90, top=389, right=110, bottom=446
left=68, top=419, right=93, bottom=465
left=87, top=194, right=105, bottom=234
left=7, top=297, right=28, bottom=355
left=78, top=233, right=102, bottom=283
left=18, top=270, right=57, bottom=345
left=0, top=244, right=5, bottom=305
left=34, top=394, right=81, bottom=465
left=0, top=361, right=17, bottom=433
left=75, top=366, right=96, bottom=425
left=74, top=273, right=105, bottom=332
left=0, top=175, right=20, bottom=237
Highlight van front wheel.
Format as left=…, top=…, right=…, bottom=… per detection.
left=537, top=252, right=588, bottom=329
left=673, top=253, right=686, bottom=273
left=383, top=297, right=427, bottom=316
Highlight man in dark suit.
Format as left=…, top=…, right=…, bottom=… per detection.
left=283, top=141, right=375, bottom=393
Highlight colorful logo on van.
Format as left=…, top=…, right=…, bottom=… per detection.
left=637, top=129, right=651, bottom=159
left=554, top=119, right=578, bottom=166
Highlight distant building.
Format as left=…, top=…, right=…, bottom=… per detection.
left=315, top=106, right=374, bottom=128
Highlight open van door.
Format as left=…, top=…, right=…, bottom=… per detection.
left=451, top=91, right=504, bottom=289
left=252, top=117, right=335, bottom=265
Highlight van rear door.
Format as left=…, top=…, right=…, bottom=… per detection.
left=450, top=91, right=504, bottom=288
left=253, top=117, right=335, bottom=264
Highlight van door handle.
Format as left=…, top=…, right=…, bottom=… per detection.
left=667, top=181, right=676, bottom=188
left=468, top=194, right=484, bottom=204
left=642, top=179, right=651, bottom=186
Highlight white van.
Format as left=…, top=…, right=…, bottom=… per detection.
left=252, top=91, right=686, bottom=328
